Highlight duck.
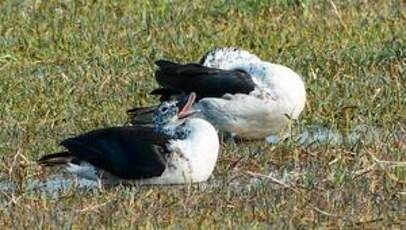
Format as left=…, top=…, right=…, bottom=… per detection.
left=128, top=48, right=306, bottom=140
left=38, top=93, right=220, bottom=185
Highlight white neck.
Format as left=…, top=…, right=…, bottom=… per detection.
left=170, top=118, right=219, bottom=182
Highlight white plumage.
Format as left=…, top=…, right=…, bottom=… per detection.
left=196, top=48, right=306, bottom=139
left=40, top=93, right=220, bottom=185
left=138, top=118, right=219, bottom=185
left=65, top=118, right=219, bottom=185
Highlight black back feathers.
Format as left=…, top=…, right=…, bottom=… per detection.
left=39, top=126, right=170, bottom=180
left=153, top=60, right=255, bottom=101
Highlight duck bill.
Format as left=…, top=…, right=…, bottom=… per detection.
left=177, top=92, right=196, bottom=119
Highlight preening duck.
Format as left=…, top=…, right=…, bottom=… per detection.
left=38, top=93, right=219, bottom=185
left=129, top=48, right=306, bottom=140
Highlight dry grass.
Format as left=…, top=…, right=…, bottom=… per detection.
left=0, top=0, right=405, bottom=228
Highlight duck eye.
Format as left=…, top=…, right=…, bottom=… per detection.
left=160, top=106, right=168, bottom=113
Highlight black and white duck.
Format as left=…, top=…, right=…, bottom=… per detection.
left=38, top=93, right=219, bottom=185
left=129, top=48, right=306, bottom=141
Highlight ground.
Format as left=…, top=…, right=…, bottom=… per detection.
left=0, top=0, right=405, bottom=228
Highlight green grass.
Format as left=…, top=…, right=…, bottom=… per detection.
left=0, top=0, right=405, bottom=228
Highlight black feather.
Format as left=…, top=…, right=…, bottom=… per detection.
left=154, top=60, right=256, bottom=100
left=150, top=88, right=184, bottom=102
left=126, top=106, right=156, bottom=125
left=38, top=151, right=78, bottom=166
left=39, top=126, right=170, bottom=179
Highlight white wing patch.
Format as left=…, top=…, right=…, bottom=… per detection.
left=66, top=162, right=99, bottom=181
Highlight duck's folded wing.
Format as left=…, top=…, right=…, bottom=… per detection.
left=154, top=60, right=256, bottom=100
left=60, top=126, right=169, bottom=179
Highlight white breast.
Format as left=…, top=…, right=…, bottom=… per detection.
left=202, top=48, right=306, bottom=119
left=193, top=62, right=306, bottom=139
left=251, top=62, right=306, bottom=119
left=175, top=118, right=220, bottom=182
left=197, top=48, right=306, bottom=139
left=195, top=94, right=286, bottom=139
left=63, top=119, right=219, bottom=185
left=127, top=118, right=219, bottom=185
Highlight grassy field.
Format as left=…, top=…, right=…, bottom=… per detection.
left=0, top=0, right=405, bottom=228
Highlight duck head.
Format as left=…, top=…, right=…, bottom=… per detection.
left=153, top=92, right=197, bottom=139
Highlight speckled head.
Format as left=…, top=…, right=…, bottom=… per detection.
left=153, top=93, right=197, bottom=139
left=199, top=47, right=261, bottom=69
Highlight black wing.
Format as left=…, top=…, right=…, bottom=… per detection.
left=126, top=106, right=156, bottom=126
left=153, top=60, right=256, bottom=100
left=40, top=126, right=170, bottom=179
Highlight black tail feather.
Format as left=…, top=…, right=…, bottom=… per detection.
left=154, top=59, right=256, bottom=99
left=127, top=106, right=157, bottom=125
left=37, top=151, right=76, bottom=166
left=127, top=106, right=156, bottom=116
left=151, top=88, right=184, bottom=101
left=155, top=60, right=179, bottom=69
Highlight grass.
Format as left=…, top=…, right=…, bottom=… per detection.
left=0, top=0, right=405, bottom=228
